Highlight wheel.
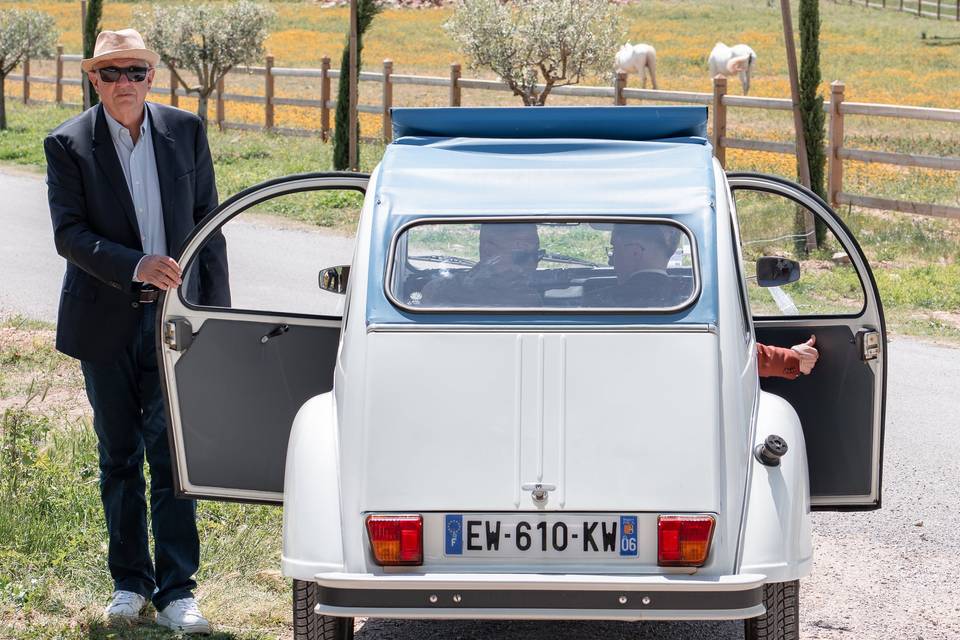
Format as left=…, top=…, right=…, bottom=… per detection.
left=744, top=580, right=799, bottom=640
left=293, top=579, right=354, bottom=640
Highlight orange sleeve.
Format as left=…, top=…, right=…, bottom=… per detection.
left=756, top=343, right=801, bottom=379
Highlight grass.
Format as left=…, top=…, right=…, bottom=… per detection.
left=0, top=318, right=290, bottom=640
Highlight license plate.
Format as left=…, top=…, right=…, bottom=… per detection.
left=444, top=514, right=638, bottom=558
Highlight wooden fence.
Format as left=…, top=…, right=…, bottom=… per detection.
left=838, top=0, right=960, bottom=19
left=7, top=51, right=960, bottom=220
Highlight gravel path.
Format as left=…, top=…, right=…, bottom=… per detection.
left=3, top=167, right=958, bottom=639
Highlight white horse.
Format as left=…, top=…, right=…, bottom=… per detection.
left=614, top=42, right=658, bottom=90
left=708, top=42, right=757, bottom=95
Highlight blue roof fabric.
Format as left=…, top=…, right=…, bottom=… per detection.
left=391, top=106, right=708, bottom=141
left=365, top=106, right=720, bottom=326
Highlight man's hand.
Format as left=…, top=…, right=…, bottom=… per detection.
left=136, top=255, right=182, bottom=290
left=791, top=335, right=819, bottom=375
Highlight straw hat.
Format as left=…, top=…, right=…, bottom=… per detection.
left=81, top=29, right=160, bottom=73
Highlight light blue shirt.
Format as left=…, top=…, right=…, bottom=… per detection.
left=103, top=104, right=167, bottom=281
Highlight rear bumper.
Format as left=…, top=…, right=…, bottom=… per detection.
left=313, top=572, right=766, bottom=621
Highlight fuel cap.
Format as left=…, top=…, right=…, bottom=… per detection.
left=754, top=434, right=789, bottom=467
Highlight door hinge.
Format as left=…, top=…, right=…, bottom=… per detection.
left=164, top=318, right=194, bottom=352
left=857, top=329, right=881, bottom=361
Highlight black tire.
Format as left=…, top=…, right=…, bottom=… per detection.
left=293, top=579, right=354, bottom=640
left=744, top=580, right=799, bottom=640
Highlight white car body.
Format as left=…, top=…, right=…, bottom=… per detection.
left=159, top=107, right=885, bottom=631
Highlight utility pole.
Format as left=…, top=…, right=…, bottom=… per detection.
left=780, top=0, right=818, bottom=251
left=348, top=0, right=359, bottom=171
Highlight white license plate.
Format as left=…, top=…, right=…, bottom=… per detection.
left=443, top=514, right=639, bottom=558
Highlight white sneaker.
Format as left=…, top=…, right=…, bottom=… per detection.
left=157, top=597, right=211, bottom=634
left=104, top=590, right=149, bottom=623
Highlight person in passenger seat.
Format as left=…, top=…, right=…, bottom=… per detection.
left=601, top=224, right=819, bottom=379
left=420, top=223, right=543, bottom=307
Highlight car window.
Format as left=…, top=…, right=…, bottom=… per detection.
left=181, top=189, right=363, bottom=316
left=733, top=190, right=865, bottom=317
left=388, top=219, right=697, bottom=311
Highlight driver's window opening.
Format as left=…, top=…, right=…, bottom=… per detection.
left=390, top=220, right=697, bottom=311
left=733, top=191, right=866, bottom=317
left=182, top=189, right=363, bottom=316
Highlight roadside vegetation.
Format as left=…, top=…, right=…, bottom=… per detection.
left=0, top=316, right=291, bottom=639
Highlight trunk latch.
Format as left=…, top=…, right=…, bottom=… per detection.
left=521, top=482, right=555, bottom=504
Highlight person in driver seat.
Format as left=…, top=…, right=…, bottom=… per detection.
left=420, top=223, right=543, bottom=307
left=599, top=223, right=819, bottom=379
left=585, top=223, right=688, bottom=307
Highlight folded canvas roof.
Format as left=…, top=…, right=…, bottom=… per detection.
left=377, top=106, right=717, bottom=217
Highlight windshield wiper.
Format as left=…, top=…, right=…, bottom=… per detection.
left=409, top=254, right=477, bottom=267
left=540, top=252, right=603, bottom=267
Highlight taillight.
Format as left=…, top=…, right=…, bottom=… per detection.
left=366, top=515, right=423, bottom=566
left=657, top=515, right=715, bottom=567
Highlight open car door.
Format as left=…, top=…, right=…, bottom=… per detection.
left=158, top=172, right=369, bottom=504
left=727, top=172, right=886, bottom=510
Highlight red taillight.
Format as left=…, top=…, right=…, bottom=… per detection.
left=657, top=515, right=715, bottom=567
left=366, top=515, right=423, bottom=566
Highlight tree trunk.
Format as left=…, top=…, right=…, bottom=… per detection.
left=0, top=75, right=7, bottom=130
left=799, top=0, right=828, bottom=245
left=197, top=92, right=210, bottom=130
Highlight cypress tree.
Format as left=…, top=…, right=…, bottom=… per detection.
left=799, top=0, right=827, bottom=245
left=83, top=0, right=103, bottom=108
left=333, top=0, right=382, bottom=170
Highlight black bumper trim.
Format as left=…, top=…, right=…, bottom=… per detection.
left=318, top=586, right=763, bottom=611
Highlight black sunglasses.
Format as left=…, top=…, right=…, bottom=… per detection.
left=96, top=65, right=150, bottom=83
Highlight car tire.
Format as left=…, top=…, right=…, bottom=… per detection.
left=293, top=579, right=354, bottom=640
left=744, top=580, right=799, bottom=640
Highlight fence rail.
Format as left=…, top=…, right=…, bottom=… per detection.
left=840, top=0, right=960, bottom=19
left=7, top=50, right=960, bottom=220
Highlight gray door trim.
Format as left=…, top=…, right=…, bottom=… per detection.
left=727, top=172, right=886, bottom=510
left=159, top=173, right=369, bottom=503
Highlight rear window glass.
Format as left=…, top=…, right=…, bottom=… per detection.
left=387, top=219, right=698, bottom=311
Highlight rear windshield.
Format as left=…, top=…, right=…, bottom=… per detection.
left=387, top=219, right=698, bottom=311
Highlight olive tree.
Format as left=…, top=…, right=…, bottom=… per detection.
left=445, top=0, right=623, bottom=106
left=0, top=9, right=57, bottom=130
left=140, top=1, right=273, bottom=128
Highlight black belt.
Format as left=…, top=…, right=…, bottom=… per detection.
left=138, top=287, right=160, bottom=303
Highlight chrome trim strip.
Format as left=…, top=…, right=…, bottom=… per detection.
left=383, top=216, right=703, bottom=315
left=366, top=323, right=719, bottom=334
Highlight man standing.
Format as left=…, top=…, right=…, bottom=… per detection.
left=44, top=29, right=229, bottom=633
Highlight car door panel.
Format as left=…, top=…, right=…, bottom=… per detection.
left=158, top=172, right=369, bottom=504
left=727, top=172, right=886, bottom=511
left=174, top=318, right=340, bottom=495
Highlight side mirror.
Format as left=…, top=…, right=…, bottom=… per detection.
left=319, top=265, right=350, bottom=294
left=756, top=256, right=800, bottom=288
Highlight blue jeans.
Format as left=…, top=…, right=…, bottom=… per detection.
left=80, top=304, right=198, bottom=611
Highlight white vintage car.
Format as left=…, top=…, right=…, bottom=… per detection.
left=158, top=107, right=886, bottom=640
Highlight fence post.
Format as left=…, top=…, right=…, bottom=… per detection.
left=712, top=75, right=727, bottom=168
left=216, top=75, right=225, bottom=131
left=81, top=0, right=89, bottom=109
left=265, top=54, right=274, bottom=130
left=55, top=45, right=64, bottom=105
left=918, top=0, right=922, bottom=15
left=614, top=71, right=627, bottom=105
left=449, top=63, right=461, bottom=107
left=320, top=56, right=331, bottom=142
left=169, top=65, right=179, bottom=107
left=828, top=81, right=845, bottom=207
left=22, top=57, right=30, bottom=104
left=382, top=59, right=393, bottom=144
left=937, top=0, right=942, bottom=18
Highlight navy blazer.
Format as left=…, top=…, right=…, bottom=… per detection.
left=44, top=102, right=229, bottom=364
